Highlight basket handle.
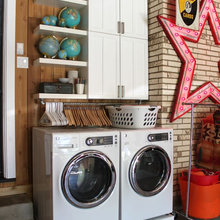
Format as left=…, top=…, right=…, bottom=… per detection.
left=115, top=108, right=122, bottom=111
left=148, top=107, right=156, bottom=111
left=148, top=106, right=161, bottom=111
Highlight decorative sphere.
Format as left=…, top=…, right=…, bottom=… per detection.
left=39, top=36, right=60, bottom=58
left=58, top=18, right=66, bottom=27
left=49, top=15, right=58, bottom=26
left=42, top=15, right=58, bottom=26
left=58, top=50, right=67, bottom=59
left=58, top=7, right=80, bottom=28
left=42, top=16, right=50, bottom=25
left=60, top=38, right=81, bottom=59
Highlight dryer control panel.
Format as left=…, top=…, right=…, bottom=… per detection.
left=86, top=136, right=114, bottom=146
left=148, top=132, right=172, bottom=142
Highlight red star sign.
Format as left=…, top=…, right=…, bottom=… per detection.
left=158, top=0, right=220, bottom=122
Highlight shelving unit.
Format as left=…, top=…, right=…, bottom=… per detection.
left=34, top=0, right=87, bottom=9
left=34, top=24, right=87, bottom=38
left=34, top=93, right=87, bottom=100
left=33, top=0, right=148, bottom=101
left=33, top=0, right=89, bottom=101
left=33, top=58, right=87, bottom=68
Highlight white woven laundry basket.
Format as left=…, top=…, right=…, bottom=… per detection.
left=106, top=105, right=161, bottom=129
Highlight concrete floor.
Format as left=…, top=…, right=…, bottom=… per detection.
left=174, top=208, right=220, bottom=220
left=0, top=193, right=219, bottom=220
left=173, top=195, right=220, bottom=220
left=0, top=194, right=33, bottom=220
left=0, top=203, right=33, bottom=220
left=175, top=212, right=220, bottom=220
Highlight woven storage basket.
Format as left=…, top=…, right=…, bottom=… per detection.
left=106, top=105, right=161, bottom=129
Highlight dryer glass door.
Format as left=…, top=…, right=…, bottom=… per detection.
left=129, top=146, right=171, bottom=196
left=61, top=150, right=116, bottom=208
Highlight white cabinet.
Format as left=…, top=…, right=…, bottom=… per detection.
left=88, top=32, right=120, bottom=99
left=88, top=34, right=148, bottom=100
left=120, top=37, right=148, bottom=99
left=89, top=0, right=119, bottom=35
left=89, top=0, right=147, bottom=39
left=121, top=0, right=148, bottom=39
left=88, top=0, right=148, bottom=100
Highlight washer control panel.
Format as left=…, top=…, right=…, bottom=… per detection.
left=148, top=132, right=172, bottom=142
left=86, top=136, right=114, bottom=146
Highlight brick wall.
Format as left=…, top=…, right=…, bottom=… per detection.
left=148, top=0, right=220, bottom=202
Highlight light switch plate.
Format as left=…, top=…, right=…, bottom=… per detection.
left=17, top=43, right=24, bottom=55
left=17, top=56, right=29, bottom=69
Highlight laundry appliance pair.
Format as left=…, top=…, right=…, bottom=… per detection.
left=33, top=127, right=173, bottom=220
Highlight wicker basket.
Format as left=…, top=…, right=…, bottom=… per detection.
left=106, top=105, right=161, bottom=129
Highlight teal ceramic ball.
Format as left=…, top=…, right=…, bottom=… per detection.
left=58, top=50, right=67, bottom=59
left=39, top=36, right=60, bottom=58
left=49, top=15, right=58, bottom=26
left=60, top=38, right=81, bottom=59
left=58, top=7, right=80, bottom=28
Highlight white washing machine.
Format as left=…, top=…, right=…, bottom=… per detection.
left=32, top=127, right=120, bottom=220
left=149, top=214, right=174, bottom=220
left=120, top=128, right=173, bottom=220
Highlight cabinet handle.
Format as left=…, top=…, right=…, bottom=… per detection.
left=117, top=21, right=121, bottom=34
left=121, top=22, right=125, bottom=34
left=122, top=86, right=125, bottom=98
left=118, top=85, right=121, bottom=98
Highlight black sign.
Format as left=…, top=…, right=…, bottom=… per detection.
left=176, top=0, right=199, bottom=30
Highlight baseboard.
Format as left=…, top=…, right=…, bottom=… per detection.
left=0, top=184, right=32, bottom=197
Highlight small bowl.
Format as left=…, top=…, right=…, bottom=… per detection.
left=58, top=78, right=69, bottom=83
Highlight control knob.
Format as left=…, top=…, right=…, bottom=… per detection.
left=86, top=138, right=93, bottom=146
left=148, top=135, right=154, bottom=142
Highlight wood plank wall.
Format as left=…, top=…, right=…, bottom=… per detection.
left=0, top=0, right=28, bottom=193
left=0, top=0, right=136, bottom=196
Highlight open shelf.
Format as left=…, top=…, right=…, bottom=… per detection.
left=33, top=58, right=87, bottom=68
left=34, top=93, right=87, bottom=100
left=34, top=24, right=87, bottom=38
left=34, top=0, right=87, bottom=9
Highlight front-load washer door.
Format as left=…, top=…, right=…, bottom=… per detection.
left=129, top=146, right=171, bottom=196
left=61, top=150, right=116, bottom=208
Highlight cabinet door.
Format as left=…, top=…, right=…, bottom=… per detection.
left=89, top=0, right=119, bottom=35
left=88, top=32, right=120, bottom=99
left=120, top=37, right=148, bottom=100
left=120, top=0, right=148, bottom=39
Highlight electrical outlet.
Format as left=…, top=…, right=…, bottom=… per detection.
left=17, top=56, right=29, bottom=69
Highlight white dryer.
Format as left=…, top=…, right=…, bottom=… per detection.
left=120, top=128, right=173, bottom=220
left=149, top=214, right=174, bottom=220
left=33, top=127, right=120, bottom=220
